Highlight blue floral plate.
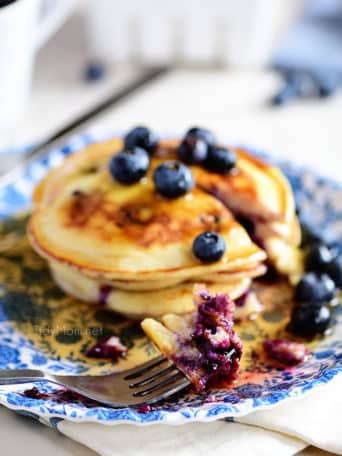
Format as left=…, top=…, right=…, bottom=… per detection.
left=0, top=130, right=341, bottom=427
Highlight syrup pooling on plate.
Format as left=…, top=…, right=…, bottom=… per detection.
left=0, top=218, right=158, bottom=375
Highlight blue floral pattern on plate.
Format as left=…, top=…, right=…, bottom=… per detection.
left=0, top=130, right=341, bottom=426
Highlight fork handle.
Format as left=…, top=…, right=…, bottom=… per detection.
left=0, top=369, right=46, bottom=385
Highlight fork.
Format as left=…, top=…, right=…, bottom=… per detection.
left=0, top=356, right=191, bottom=407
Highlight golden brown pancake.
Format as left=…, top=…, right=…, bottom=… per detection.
left=28, top=134, right=301, bottom=319
left=50, top=260, right=253, bottom=319
left=28, top=139, right=266, bottom=285
left=30, top=136, right=301, bottom=283
left=155, top=139, right=302, bottom=279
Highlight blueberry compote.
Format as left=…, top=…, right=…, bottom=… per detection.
left=172, top=289, right=243, bottom=392
left=86, top=335, right=127, bottom=360
left=22, top=387, right=99, bottom=406
left=98, top=285, right=113, bottom=306
left=263, top=339, right=309, bottom=366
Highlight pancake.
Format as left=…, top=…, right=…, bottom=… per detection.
left=51, top=260, right=252, bottom=319
left=28, top=133, right=301, bottom=320
left=191, top=146, right=302, bottom=279
left=152, top=139, right=302, bottom=279
left=28, top=139, right=266, bottom=285
left=141, top=284, right=243, bottom=391
left=193, top=148, right=295, bottom=223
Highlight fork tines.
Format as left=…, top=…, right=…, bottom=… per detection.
left=124, top=355, right=190, bottom=401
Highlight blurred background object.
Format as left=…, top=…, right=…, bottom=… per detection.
left=0, top=0, right=77, bottom=145
left=82, top=0, right=304, bottom=67
left=271, top=0, right=342, bottom=105
left=1, top=0, right=342, bottom=165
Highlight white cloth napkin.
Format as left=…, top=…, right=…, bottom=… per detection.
left=58, top=420, right=306, bottom=456
left=237, top=374, right=342, bottom=455
left=56, top=374, right=342, bottom=456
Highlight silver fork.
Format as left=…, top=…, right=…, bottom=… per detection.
left=0, top=355, right=191, bottom=407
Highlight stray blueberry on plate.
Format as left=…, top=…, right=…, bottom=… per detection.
left=205, top=147, right=237, bottom=174
left=288, top=302, right=331, bottom=338
left=84, top=62, right=106, bottom=82
left=186, top=127, right=216, bottom=147
left=192, top=231, right=226, bottom=262
left=294, top=272, right=336, bottom=303
left=124, top=126, right=158, bottom=155
left=325, top=255, right=342, bottom=287
left=304, top=242, right=334, bottom=272
left=178, top=134, right=208, bottom=164
left=109, top=147, right=150, bottom=184
left=153, top=161, right=194, bottom=198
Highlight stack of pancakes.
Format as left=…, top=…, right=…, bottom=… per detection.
left=28, top=137, right=302, bottom=319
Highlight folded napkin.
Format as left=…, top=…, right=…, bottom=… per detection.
left=238, top=374, right=342, bottom=455
left=56, top=374, right=342, bottom=456
left=58, top=419, right=306, bottom=456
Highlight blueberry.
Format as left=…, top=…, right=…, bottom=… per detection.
left=153, top=161, right=194, bottom=198
left=192, top=231, right=226, bottom=262
left=124, top=126, right=158, bottom=155
left=294, top=272, right=336, bottom=303
left=325, top=255, right=342, bottom=287
left=288, top=302, right=331, bottom=338
left=84, top=62, right=106, bottom=82
left=178, top=134, right=208, bottom=165
left=109, top=147, right=150, bottom=184
left=205, top=147, right=237, bottom=174
left=186, top=127, right=215, bottom=147
left=304, top=242, right=334, bottom=272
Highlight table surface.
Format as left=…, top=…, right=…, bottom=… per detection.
left=0, top=13, right=341, bottom=456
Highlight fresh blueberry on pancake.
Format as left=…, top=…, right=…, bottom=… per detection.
left=109, top=147, right=150, bottom=184
left=186, top=127, right=216, bottom=147
left=294, top=272, right=336, bottom=303
left=193, top=231, right=226, bottom=263
left=288, top=302, right=331, bottom=338
left=153, top=161, right=194, bottom=198
left=178, top=134, right=208, bottom=165
left=124, top=126, right=158, bottom=155
left=325, top=255, right=342, bottom=287
left=204, top=147, right=237, bottom=174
